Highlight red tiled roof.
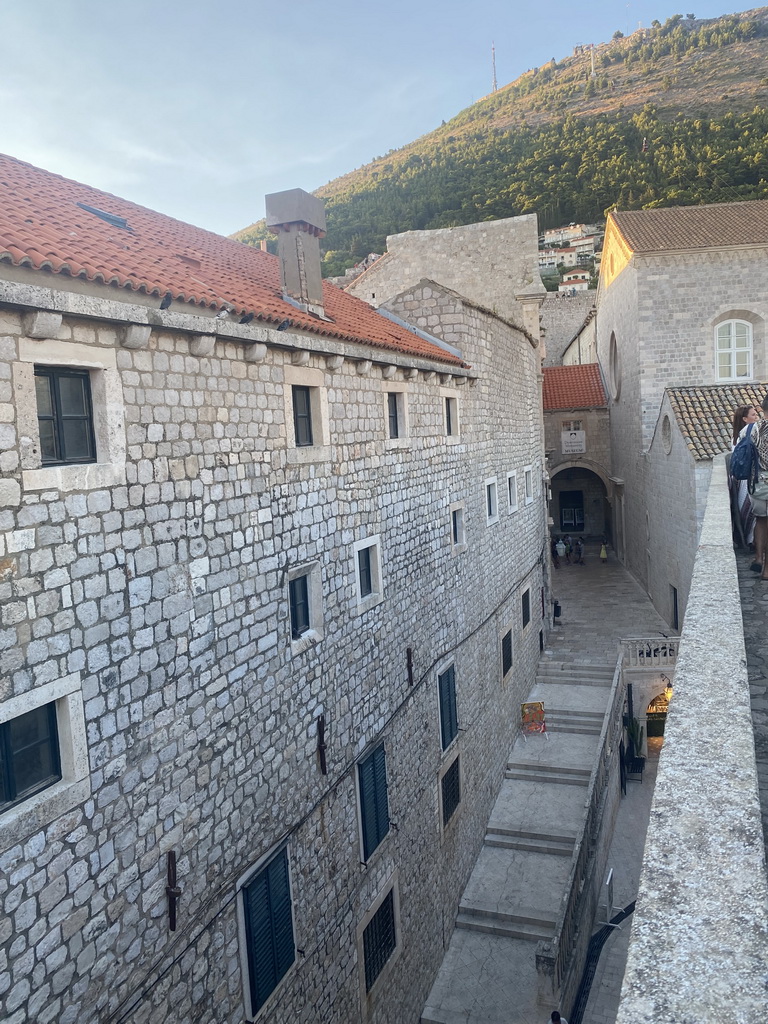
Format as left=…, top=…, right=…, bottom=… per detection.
left=0, top=154, right=464, bottom=367
left=542, top=364, right=607, bottom=410
left=610, top=200, right=768, bottom=253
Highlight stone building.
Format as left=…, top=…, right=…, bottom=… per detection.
left=0, top=155, right=547, bottom=1023
left=595, top=200, right=768, bottom=616
left=542, top=365, right=611, bottom=539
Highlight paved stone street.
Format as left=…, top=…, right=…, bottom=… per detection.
left=423, top=544, right=668, bottom=1024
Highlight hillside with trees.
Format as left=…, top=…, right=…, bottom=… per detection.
left=233, top=9, right=768, bottom=275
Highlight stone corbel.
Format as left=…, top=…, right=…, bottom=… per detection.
left=356, top=360, right=372, bottom=376
left=291, top=350, right=310, bottom=366
left=121, top=324, right=152, bottom=349
left=244, top=343, right=268, bottom=363
left=453, top=376, right=467, bottom=386
left=382, top=365, right=397, bottom=380
left=439, top=373, right=452, bottom=386
left=190, top=335, right=216, bottom=357
left=422, top=371, right=437, bottom=383
left=404, top=368, right=419, bottom=381
left=23, top=310, right=62, bottom=340
left=325, top=355, right=344, bottom=372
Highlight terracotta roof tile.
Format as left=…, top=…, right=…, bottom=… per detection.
left=666, top=383, right=768, bottom=460
left=542, top=364, right=606, bottom=410
left=611, top=200, right=768, bottom=254
left=0, top=153, right=464, bottom=367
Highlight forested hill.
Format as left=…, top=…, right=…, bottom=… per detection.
left=234, top=9, right=768, bottom=275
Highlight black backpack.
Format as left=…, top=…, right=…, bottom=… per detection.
left=730, top=422, right=760, bottom=490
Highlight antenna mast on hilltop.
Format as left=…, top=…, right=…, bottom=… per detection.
left=492, top=41, right=498, bottom=93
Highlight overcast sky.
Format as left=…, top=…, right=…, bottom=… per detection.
left=0, top=0, right=748, bottom=235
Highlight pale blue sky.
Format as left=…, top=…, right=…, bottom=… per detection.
left=0, top=0, right=748, bottom=234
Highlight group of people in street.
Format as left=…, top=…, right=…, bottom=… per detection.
left=550, top=534, right=608, bottom=568
left=731, top=396, right=768, bottom=581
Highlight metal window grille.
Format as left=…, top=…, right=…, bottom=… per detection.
left=502, top=630, right=513, bottom=676
left=363, top=888, right=396, bottom=992
left=441, top=756, right=461, bottom=826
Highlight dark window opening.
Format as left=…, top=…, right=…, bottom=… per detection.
left=522, top=590, right=531, bottom=628
left=0, top=702, right=61, bottom=811
left=387, top=393, right=399, bottom=439
left=242, top=848, right=295, bottom=1013
left=292, top=385, right=314, bottom=447
left=438, top=665, right=458, bottom=750
left=445, top=397, right=457, bottom=436
left=358, top=547, right=373, bottom=599
left=441, top=756, right=461, bottom=825
left=363, top=888, right=396, bottom=992
left=452, top=509, right=462, bottom=546
left=34, top=367, right=96, bottom=466
left=289, top=575, right=310, bottom=639
left=358, top=744, right=389, bottom=860
left=502, top=630, right=513, bottom=676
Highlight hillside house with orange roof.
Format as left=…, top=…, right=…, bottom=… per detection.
left=0, top=155, right=549, bottom=1024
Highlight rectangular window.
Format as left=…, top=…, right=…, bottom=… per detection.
left=292, top=385, right=314, bottom=447
left=438, top=665, right=458, bottom=750
left=387, top=392, right=399, bottom=439
left=289, top=574, right=310, bottom=639
left=561, top=419, right=582, bottom=431
left=363, top=888, right=397, bottom=992
left=522, top=589, right=531, bottom=628
left=358, top=547, right=373, bottom=599
left=524, top=466, right=533, bottom=505
left=242, top=848, right=295, bottom=1014
left=452, top=508, right=463, bottom=546
left=445, top=396, right=458, bottom=437
left=358, top=744, right=389, bottom=861
left=507, top=471, right=518, bottom=513
left=34, top=367, right=96, bottom=465
left=0, top=703, right=61, bottom=811
left=502, top=629, right=513, bottom=677
left=353, top=537, right=383, bottom=612
left=486, top=479, right=498, bottom=523
left=441, top=756, right=461, bottom=826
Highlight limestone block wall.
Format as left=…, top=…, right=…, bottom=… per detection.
left=0, top=291, right=546, bottom=1024
left=540, top=292, right=596, bottom=367
left=346, top=215, right=545, bottom=328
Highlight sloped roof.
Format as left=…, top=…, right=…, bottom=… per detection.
left=0, top=153, right=464, bottom=366
left=610, top=201, right=768, bottom=254
left=666, top=383, right=768, bottom=459
left=542, top=364, right=606, bottom=410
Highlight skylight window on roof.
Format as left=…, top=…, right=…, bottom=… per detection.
left=76, top=202, right=129, bottom=231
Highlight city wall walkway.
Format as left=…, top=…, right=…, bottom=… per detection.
left=422, top=545, right=669, bottom=1024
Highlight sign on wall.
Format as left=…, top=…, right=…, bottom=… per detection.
left=561, top=430, right=586, bottom=454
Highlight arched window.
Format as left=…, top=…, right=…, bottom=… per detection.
left=716, top=320, right=753, bottom=381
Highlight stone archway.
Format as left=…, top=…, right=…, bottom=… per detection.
left=550, top=464, right=610, bottom=538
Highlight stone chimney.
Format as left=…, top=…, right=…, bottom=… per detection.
left=265, top=188, right=327, bottom=317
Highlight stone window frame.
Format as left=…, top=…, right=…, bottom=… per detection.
left=524, top=466, right=534, bottom=505
left=383, top=384, right=410, bottom=450
left=437, top=661, right=459, bottom=753
left=352, top=535, right=384, bottom=614
left=356, top=872, right=402, bottom=1019
left=355, top=740, right=390, bottom=864
left=500, top=624, right=514, bottom=683
left=0, top=671, right=90, bottom=855
left=442, top=389, right=461, bottom=445
left=283, top=364, right=331, bottom=465
left=287, top=561, right=323, bottom=654
left=236, top=843, right=297, bottom=1022
left=713, top=317, right=755, bottom=383
left=16, top=337, right=126, bottom=493
left=449, top=500, right=467, bottom=555
left=506, top=471, right=519, bottom=514
left=485, top=477, right=499, bottom=525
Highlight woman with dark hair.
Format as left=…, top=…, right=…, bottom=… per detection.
left=731, top=404, right=759, bottom=564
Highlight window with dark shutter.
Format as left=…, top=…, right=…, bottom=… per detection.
left=502, top=630, right=513, bottom=677
left=441, top=756, right=461, bottom=826
left=438, top=665, right=458, bottom=750
left=0, top=702, right=61, bottom=811
left=292, top=385, right=314, bottom=447
left=289, top=575, right=310, bottom=638
left=387, top=393, right=399, bottom=439
left=34, top=367, right=96, bottom=465
left=363, top=888, right=396, bottom=992
left=358, top=744, right=389, bottom=860
left=522, top=589, right=531, bottom=628
left=358, top=547, right=373, bottom=599
left=243, top=848, right=295, bottom=1013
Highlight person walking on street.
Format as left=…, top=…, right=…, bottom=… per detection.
left=550, top=1012, right=568, bottom=1024
left=574, top=537, right=585, bottom=564
left=600, top=540, right=608, bottom=563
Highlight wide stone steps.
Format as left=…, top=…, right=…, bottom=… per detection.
left=455, top=905, right=556, bottom=942
left=505, top=762, right=590, bottom=786
left=484, top=827, right=575, bottom=857
left=536, top=662, right=615, bottom=687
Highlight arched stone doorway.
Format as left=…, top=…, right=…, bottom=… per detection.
left=550, top=465, right=610, bottom=539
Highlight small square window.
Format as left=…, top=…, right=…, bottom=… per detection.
left=438, top=665, right=458, bottom=750
left=441, top=755, right=461, bottom=826
left=363, top=887, right=397, bottom=992
left=506, top=471, right=518, bottom=513
left=486, top=478, right=499, bottom=525
left=34, top=367, right=97, bottom=466
left=358, top=744, right=390, bottom=861
left=0, top=703, right=61, bottom=812
left=292, top=385, right=314, bottom=447
left=289, top=574, right=310, bottom=639
left=242, top=848, right=295, bottom=1014
left=524, top=466, right=533, bottom=505
left=522, top=589, right=531, bottom=629
left=353, top=537, right=383, bottom=612
left=502, top=629, right=513, bottom=678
